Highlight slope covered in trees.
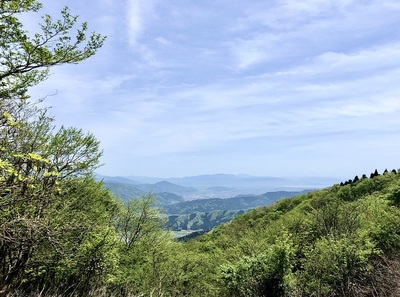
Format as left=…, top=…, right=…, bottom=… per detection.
left=182, top=169, right=400, bottom=296
left=166, top=209, right=246, bottom=232
left=164, top=191, right=310, bottom=236
left=163, top=190, right=309, bottom=214
left=104, top=181, right=185, bottom=205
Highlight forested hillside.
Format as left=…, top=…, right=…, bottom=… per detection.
left=166, top=209, right=246, bottom=232
left=185, top=169, right=400, bottom=296
left=104, top=181, right=185, bottom=205
left=163, top=191, right=309, bottom=214
left=164, top=191, right=310, bottom=235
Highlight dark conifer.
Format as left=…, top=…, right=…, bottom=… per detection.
left=392, top=169, right=397, bottom=174
left=374, top=169, right=379, bottom=177
left=353, top=175, right=359, bottom=183
left=362, top=174, right=367, bottom=179
left=370, top=173, right=375, bottom=179
left=340, top=182, right=344, bottom=186
left=384, top=169, right=389, bottom=174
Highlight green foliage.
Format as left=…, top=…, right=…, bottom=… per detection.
left=0, top=1, right=111, bottom=294
left=183, top=171, right=400, bottom=297
left=0, top=99, right=105, bottom=293
left=167, top=209, right=246, bottom=233
left=117, top=194, right=164, bottom=250
left=301, top=234, right=376, bottom=296
left=0, top=0, right=105, bottom=100
left=222, top=233, right=295, bottom=297
left=111, top=194, right=176, bottom=296
left=0, top=107, right=111, bottom=293
left=163, top=191, right=306, bottom=215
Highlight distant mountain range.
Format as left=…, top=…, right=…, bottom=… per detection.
left=134, top=181, right=197, bottom=195
left=127, top=173, right=340, bottom=189
left=96, top=173, right=340, bottom=202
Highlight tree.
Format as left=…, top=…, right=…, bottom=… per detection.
left=0, top=0, right=105, bottom=101
left=113, top=194, right=175, bottom=296
left=221, top=233, right=295, bottom=297
left=0, top=104, right=107, bottom=293
left=301, top=235, right=375, bottom=297
left=0, top=1, right=106, bottom=294
left=22, top=177, right=120, bottom=295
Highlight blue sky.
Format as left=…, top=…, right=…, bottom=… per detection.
left=29, top=0, right=400, bottom=178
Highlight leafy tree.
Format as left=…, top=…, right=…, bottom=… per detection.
left=0, top=102, right=109, bottom=293
left=22, top=177, right=120, bottom=295
left=301, top=235, right=375, bottom=297
left=113, top=194, right=173, bottom=296
left=0, top=0, right=105, bottom=100
left=0, top=0, right=106, bottom=294
left=221, top=233, right=295, bottom=297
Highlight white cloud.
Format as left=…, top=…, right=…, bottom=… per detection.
left=310, top=43, right=400, bottom=74
left=154, top=37, right=170, bottom=45
left=227, top=0, right=400, bottom=71
left=126, top=0, right=157, bottom=47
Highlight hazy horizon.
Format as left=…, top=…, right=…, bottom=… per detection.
left=96, top=167, right=398, bottom=181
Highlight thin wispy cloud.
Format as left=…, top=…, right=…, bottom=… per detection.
left=227, top=0, right=400, bottom=71
left=126, top=0, right=150, bottom=47
left=27, top=0, right=400, bottom=178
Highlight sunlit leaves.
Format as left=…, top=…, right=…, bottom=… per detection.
left=0, top=0, right=105, bottom=100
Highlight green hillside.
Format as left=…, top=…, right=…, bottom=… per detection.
left=104, top=181, right=185, bottom=205
left=181, top=169, right=400, bottom=296
left=164, top=191, right=310, bottom=236
left=166, top=209, right=246, bottom=232
left=163, top=190, right=309, bottom=214
left=104, top=181, right=145, bottom=200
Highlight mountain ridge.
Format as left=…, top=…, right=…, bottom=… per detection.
left=163, top=190, right=311, bottom=215
left=97, top=173, right=340, bottom=190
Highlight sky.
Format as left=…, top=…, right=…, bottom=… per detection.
left=27, top=0, right=400, bottom=179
